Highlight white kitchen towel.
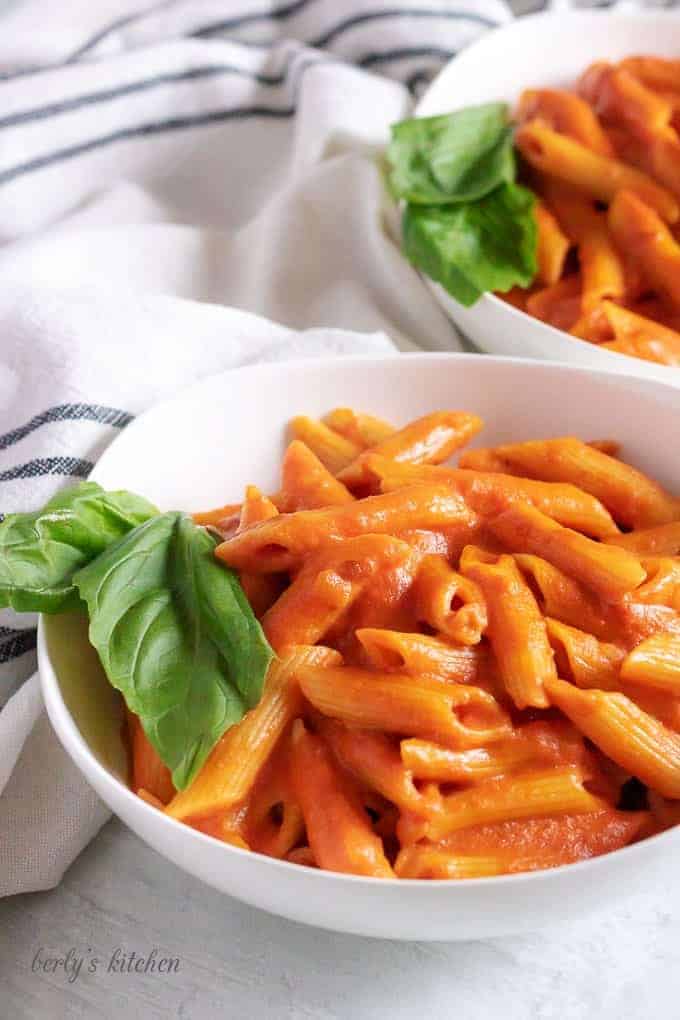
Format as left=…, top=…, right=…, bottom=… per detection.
left=0, top=0, right=507, bottom=895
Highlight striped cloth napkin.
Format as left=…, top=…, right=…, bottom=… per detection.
left=0, top=0, right=507, bottom=895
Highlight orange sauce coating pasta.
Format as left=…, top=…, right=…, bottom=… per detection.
left=508, top=54, right=680, bottom=367
left=124, top=405, right=680, bottom=880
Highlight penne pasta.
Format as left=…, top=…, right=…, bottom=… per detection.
left=366, top=455, right=619, bottom=538
left=516, top=87, right=615, bottom=155
left=337, top=411, right=483, bottom=489
left=261, top=534, right=413, bottom=653
left=535, top=200, right=571, bottom=286
left=598, top=301, right=680, bottom=368
left=297, top=664, right=512, bottom=748
left=607, top=521, right=680, bottom=557
left=289, top=416, right=362, bottom=473
left=609, top=189, right=680, bottom=310
left=356, top=627, right=488, bottom=683
left=424, top=768, right=604, bottom=841
left=621, top=631, right=680, bottom=694
left=216, top=484, right=477, bottom=573
left=578, top=62, right=673, bottom=136
left=460, top=553, right=555, bottom=709
left=471, top=436, right=679, bottom=529
left=546, top=676, right=680, bottom=798
left=322, top=407, right=395, bottom=448
left=515, top=119, right=679, bottom=222
left=546, top=618, right=625, bottom=690
left=412, top=555, right=487, bottom=645
left=489, top=503, right=646, bottom=602
left=276, top=440, right=354, bottom=512
left=290, top=721, right=395, bottom=877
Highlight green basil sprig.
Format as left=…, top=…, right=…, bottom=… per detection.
left=74, top=513, right=274, bottom=789
left=386, top=102, right=538, bottom=306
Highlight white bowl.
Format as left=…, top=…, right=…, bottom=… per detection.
left=39, top=354, right=680, bottom=940
left=414, top=11, right=680, bottom=387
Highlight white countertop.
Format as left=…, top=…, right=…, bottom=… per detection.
left=1, top=816, right=679, bottom=1019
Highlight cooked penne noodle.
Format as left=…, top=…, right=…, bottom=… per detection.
left=366, top=455, right=619, bottom=538
left=607, top=521, right=680, bottom=556
left=636, top=557, right=680, bottom=608
left=262, top=535, right=413, bottom=652
left=276, top=440, right=354, bottom=512
left=513, top=553, right=617, bottom=641
left=297, top=664, right=512, bottom=748
left=546, top=676, right=680, bottom=798
left=517, top=87, right=615, bottom=155
left=578, top=62, right=673, bottom=136
left=412, top=555, right=487, bottom=645
left=127, top=710, right=175, bottom=806
left=244, top=736, right=304, bottom=859
left=473, top=436, right=679, bottom=529
left=394, top=846, right=542, bottom=880
left=490, top=503, right=646, bottom=602
left=526, top=274, right=582, bottom=331
left=609, top=189, right=680, bottom=309
left=620, top=56, right=680, bottom=94
left=460, top=553, right=555, bottom=709
left=237, top=485, right=279, bottom=529
left=322, top=407, right=395, bottom=448
left=289, top=416, right=362, bottom=473
left=165, top=646, right=341, bottom=821
left=598, top=301, right=680, bottom=368
left=319, top=718, right=423, bottom=812
left=424, top=768, right=604, bottom=841
left=535, top=200, right=571, bottom=286
left=290, top=721, right=395, bottom=877
left=337, top=411, right=483, bottom=489
left=192, top=502, right=241, bottom=527
left=216, top=484, right=477, bottom=573
left=546, top=618, right=625, bottom=690
left=515, top=120, right=679, bottom=222
left=621, top=631, right=680, bottom=694
left=356, top=627, right=487, bottom=683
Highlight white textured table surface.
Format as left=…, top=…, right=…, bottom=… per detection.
left=1, top=816, right=679, bottom=1020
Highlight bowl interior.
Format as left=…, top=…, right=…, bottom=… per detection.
left=45, top=354, right=680, bottom=774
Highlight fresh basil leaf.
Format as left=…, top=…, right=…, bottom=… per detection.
left=402, top=182, right=538, bottom=307
left=74, top=513, right=274, bottom=790
left=387, top=103, right=515, bottom=205
left=0, top=482, right=158, bottom=613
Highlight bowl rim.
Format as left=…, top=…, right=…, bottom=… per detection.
left=38, top=352, right=680, bottom=891
left=412, top=8, right=680, bottom=379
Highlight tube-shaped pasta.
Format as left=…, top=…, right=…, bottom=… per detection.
left=243, top=736, right=304, bottom=859
left=322, top=407, right=394, bottom=448
left=609, top=189, right=680, bottom=309
left=598, top=301, right=680, bottom=368
left=337, top=411, right=483, bottom=489
left=366, top=455, right=619, bottom=539
left=516, top=120, right=679, bottom=222
left=192, top=502, right=241, bottom=528
left=238, top=485, right=279, bottom=529
left=460, top=553, right=555, bottom=709
left=635, top=557, right=680, bottom=608
left=620, top=56, right=680, bottom=93
left=399, top=728, right=567, bottom=783
left=165, top=645, right=341, bottom=821
left=546, top=675, right=680, bottom=797
left=526, top=274, right=582, bottom=331
left=319, top=718, right=422, bottom=812
left=127, top=710, right=175, bottom=805
left=356, top=628, right=487, bottom=683
left=513, top=553, right=616, bottom=641
left=621, top=631, right=680, bottom=694
left=535, top=200, right=571, bottom=286
left=290, top=722, right=394, bottom=877
left=276, top=440, right=353, bottom=512
left=489, top=503, right=646, bottom=602
left=516, top=87, right=615, bottom=155
left=607, top=521, right=680, bottom=556
left=546, top=618, right=625, bottom=690
left=412, top=555, right=487, bottom=645
left=394, top=846, right=536, bottom=879
left=261, top=534, right=413, bottom=653
left=578, top=62, right=673, bottom=135
left=297, top=665, right=512, bottom=748
left=475, top=436, right=679, bottom=529
left=216, top=484, right=477, bottom=573
left=425, top=767, right=604, bottom=841
left=289, top=416, right=362, bottom=473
